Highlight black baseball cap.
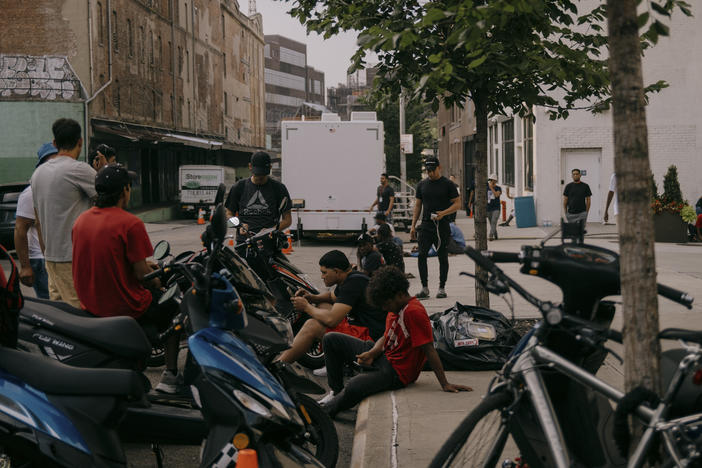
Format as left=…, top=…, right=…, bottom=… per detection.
left=425, top=157, right=440, bottom=169
left=250, top=151, right=272, bottom=175
left=95, top=164, right=137, bottom=194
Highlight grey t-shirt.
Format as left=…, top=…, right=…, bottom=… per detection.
left=31, top=156, right=97, bottom=262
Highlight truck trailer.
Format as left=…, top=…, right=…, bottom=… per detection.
left=281, top=112, right=384, bottom=237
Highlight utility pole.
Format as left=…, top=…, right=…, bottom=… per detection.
left=399, top=93, right=406, bottom=185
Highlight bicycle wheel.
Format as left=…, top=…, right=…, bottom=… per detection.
left=430, top=390, right=514, bottom=468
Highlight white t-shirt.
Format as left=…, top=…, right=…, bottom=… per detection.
left=608, top=174, right=618, bottom=216
left=15, top=186, right=43, bottom=259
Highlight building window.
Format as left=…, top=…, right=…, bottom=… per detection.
left=221, top=14, right=225, bottom=39
left=502, top=120, right=515, bottom=186
left=178, top=46, right=183, bottom=74
left=223, top=53, right=227, bottom=77
left=170, top=94, right=175, bottom=123
left=139, top=26, right=145, bottom=63
left=157, top=36, right=162, bottom=68
left=184, top=2, right=188, bottom=29
left=113, top=80, right=120, bottom=114
left=186, top=50, right=190, bottom=82
left=187, top=99, right=191, bottom=127
left=524, top=115, right=534, bottom=191
left=97, top=2, right=104, bottom=44
left=168, top=41, right=172, bottom=73
left=112, top=11, right=118, bottom=51
left=150, top=32, right=154, bottom=65
left=127, top=19, right=133, bottom=56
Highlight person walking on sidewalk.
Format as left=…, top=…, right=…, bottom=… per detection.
left=487, top=174, right=502, bottom=241
left=563, top=168, right=592, bottom=226
left=318, top=266, right=472, bottom=417
left=369, top=173, right=395, bottom=223
left=410, top=157, right=460, bottom=299
left=31, top=118, right=96, bottom=307
left=14, top=143, right=58, bottom=299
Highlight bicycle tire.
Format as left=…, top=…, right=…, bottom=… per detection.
left=429, top=390, right=513, bottom=468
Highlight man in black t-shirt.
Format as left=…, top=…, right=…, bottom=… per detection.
left=278, top=250, right=385, bottom=364
left=376, top=224, right=405, bottom=273
left=225, top=151, right=292, bottom=237
left=563, top=168, right=592, bottom=227
left=369, top=173, right=396, bottom=222
left=410, top=157, right=461, bottom=299
left=356, top=233, right=384, bottom=276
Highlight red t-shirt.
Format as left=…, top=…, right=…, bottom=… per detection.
left=696, top=214, right=702, bottom=228
left=72, top=207, right=153, bottom=318
left=384, top=297, right=434, bottom=385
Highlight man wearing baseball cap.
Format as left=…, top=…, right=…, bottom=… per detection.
left=72, top=164, right=183, bottom=394
left=13, top=143, right=59, bottom=299
left=409, top=157, right=460, bottom=299
left=225, top=151, right=292, bottom=238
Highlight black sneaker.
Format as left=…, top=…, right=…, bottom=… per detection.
left=415, top=288, right=430, bottom=299
left=436, top=288, right=447, bottom=299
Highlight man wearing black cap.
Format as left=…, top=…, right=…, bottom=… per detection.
left=410, top=157, right=461, bottom=299
left=72, top=164, right=183, bottom=394
left=356, top=233, right=384, bottom=276
left=225, top=151, right=292, bottom=237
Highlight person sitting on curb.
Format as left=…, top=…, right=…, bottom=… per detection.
left=277, top=250, right=386, bottom=364
left=318, top=265, right=472, bottom=416
left=356, top=233, right=384, bottom=276
left=375, top=224, right=405, bottom=273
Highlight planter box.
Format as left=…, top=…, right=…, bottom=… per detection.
left=654, top=211, right=688, bottom=243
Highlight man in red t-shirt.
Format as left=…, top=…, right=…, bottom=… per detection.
left=72, top=164, right=182, bottom=394
left=319, top=266, right=472, bottom=417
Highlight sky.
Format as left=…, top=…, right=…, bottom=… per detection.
left=255, top=0, right=363, bottom=88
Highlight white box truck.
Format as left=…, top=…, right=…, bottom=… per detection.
left=179, top=165, right=237, bottom=216
left=281, top=112, right=384, bottom=237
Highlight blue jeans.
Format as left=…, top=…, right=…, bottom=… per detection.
left=30, top=258, right=49, bottom=299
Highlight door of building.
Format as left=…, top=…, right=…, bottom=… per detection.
left=561, top=148, right=602, bottom=222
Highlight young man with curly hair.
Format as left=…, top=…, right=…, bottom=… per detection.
left=319, top=265, right=472, bottom=417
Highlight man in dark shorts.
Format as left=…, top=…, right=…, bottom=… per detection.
left=410, top=157, right=461, bottom=299
left=278, top=250, right=385, bottom=364
left=318, top=266, right=472, bottom=415
left=369, top=173, right=395, bottom=222
left=356, top=233, right=384, bottom=276
left=72, top=164, right=183, bottom=394
left=225, top=151, right=292, bottom=237
left=563, top=168, right=592, bottom=227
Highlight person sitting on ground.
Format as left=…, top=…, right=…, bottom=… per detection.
left=375, top=224, right=405, bottom=273
left=278, top=250, right=386, bottom=364
left=318, top=266, right=472, bottom=417
left=356, top=233, right=384, bottom=276
left=446, top=222, right=466, bottom=255
left=71, top=164, right=184, bottom=394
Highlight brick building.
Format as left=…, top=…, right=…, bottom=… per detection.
left=264, top=34, right=325, bottom=154
left=327, top=66, right=377, bottom=121
left=0, top=0, right=265, bottom=208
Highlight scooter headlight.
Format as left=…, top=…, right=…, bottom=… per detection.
left=232, top=387, right=292, bottom=423
left=265, top=316, right=294, bottom=345
left=233, top=389, right=271, bottom=418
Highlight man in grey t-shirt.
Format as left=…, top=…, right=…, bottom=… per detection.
left=31, top=118, right=96, bottom=307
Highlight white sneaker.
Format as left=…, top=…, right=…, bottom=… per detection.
left=312, top=366, right=327, bottom=377
left=317, top=391, right=336, bottom=406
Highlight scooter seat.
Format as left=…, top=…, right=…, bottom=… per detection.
left=21, top=298, right=151, bottom=359
left=0, top=347, right=145, bottom=399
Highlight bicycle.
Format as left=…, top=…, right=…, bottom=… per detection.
left=430, top=223, right=698, bottom=468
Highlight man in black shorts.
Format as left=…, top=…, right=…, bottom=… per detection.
left=410, top=157, right=461, bottom=299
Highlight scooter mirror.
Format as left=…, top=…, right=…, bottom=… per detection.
left=214, top=183, right=227, bottom=206
left=153, top=240, right=171, bottom=261
left=227, top=217, right=241, bottom=228
left=211, top=204, right=227, bottom=242
left=158, top=282, right=180, bottom=304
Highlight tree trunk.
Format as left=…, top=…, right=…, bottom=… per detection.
left=607, top=0, right=661, bottom=398
left=473, top=96, right=489, bottom=307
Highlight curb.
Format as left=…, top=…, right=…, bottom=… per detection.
left=349, top=398, right=370, bottom=468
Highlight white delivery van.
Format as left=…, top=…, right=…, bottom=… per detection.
left=179, top=165, right=237, bottom=216
left=282, top=112, right=384, bottom=237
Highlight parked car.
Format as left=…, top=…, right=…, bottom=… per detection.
left=0, top=183, right=29, bottom=251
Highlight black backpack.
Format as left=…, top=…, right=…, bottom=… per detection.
left=0, top=245, right=22, bottom=348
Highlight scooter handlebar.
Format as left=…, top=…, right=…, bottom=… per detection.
left=657, top=283, right=694, bottom=310
left=483, top=251, right=521, bottom=263
left=143, top=269, right=163, bottom=281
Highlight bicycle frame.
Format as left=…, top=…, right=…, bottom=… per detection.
left=506, top=334, right=702, bottom=468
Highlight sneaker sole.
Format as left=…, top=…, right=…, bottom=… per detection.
left=155, top=383, right=181, bottom=394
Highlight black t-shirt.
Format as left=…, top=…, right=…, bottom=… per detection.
left=225, top=178, right=292, bottom=233
left=377, top=240, right=404, bottom=272
left=415, top=176, right=459, bottom=222
left=563, top=182, right=592, bottom=214
left=360, top=250, right=384, bottom=276
left=377, top=184, right=395, bottom=212
left=487, top=183, right=502, bottom=212
left=334, top=272, right=385, bottom=340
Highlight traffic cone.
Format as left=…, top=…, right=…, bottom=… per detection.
left=197, top=208, right=206, bottom=225
left=228, top=238, right=234, bottom=247
left=236, top=449, right=258, bottom=467
left=281, top=230, right=293, bottom=255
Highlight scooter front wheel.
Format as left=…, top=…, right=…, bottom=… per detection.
left=295, top=394, right=339, bottom=468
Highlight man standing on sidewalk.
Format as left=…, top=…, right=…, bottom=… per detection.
left=410, top=157, right=460, bottom=299
left=563, top=168, right=592, bottom=226
left=14, top=143, right=58, bottom=299
left=369, top=173, right=395, bottom=222
left=487, top=174, right=502, bottom=241
left=31, top=118, right=96, bottom=307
